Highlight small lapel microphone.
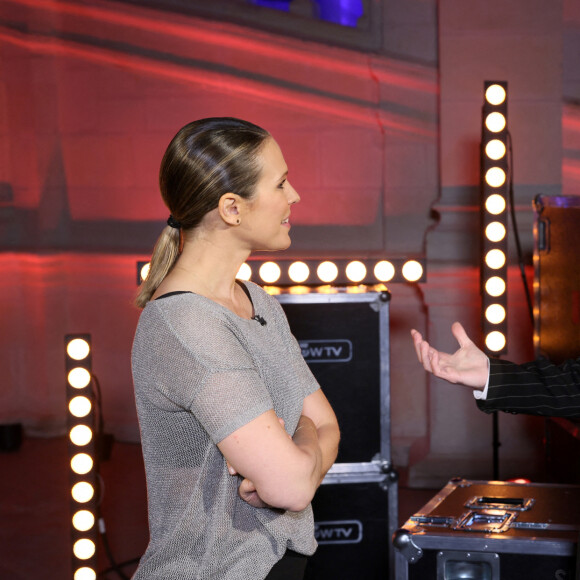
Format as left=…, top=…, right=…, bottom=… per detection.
left=252, top=314, right=267, bottom=326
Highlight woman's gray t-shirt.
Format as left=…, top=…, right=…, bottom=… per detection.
left=131, top=281, right=320, bottom=579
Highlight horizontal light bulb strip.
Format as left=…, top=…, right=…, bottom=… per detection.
left=138, top=258, right=426, bottom=286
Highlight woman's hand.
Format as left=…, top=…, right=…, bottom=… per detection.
left=237, top=478, right=271, bottom=509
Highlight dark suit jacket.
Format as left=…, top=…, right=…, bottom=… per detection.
left=476, top=356, right=580, bottom=418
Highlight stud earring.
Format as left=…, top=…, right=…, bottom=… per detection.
left=236, top=219, right=241, bottom=225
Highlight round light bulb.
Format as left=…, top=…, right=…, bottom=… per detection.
left=485, top=249, right=506, bottom=269
left=345, top=261, right=366, bottom=283
left=236, top=263, right=252, bottom=281
left=485, top=139, right=506, bottom=160
left=71, top=453, right=93, bottom=475
left=259, top=262, right=281, bottom=284
left=485, top=276, right=506, bottom=297
left=68, top=368, right=91, bottom=389
left=485, top=112, right=506, bottom=133
left=72, top=510, right=95, bottom=532
left=373, top=261, right=395, bottom=282
left=402, top=260, right=423, bottom=282
left=73, top=538, right=96, bottom=560
left=485, top=331, right=506, bottom=352
left=485, top=167, right=506, bottom=188
left=70, top=425, right=93, bottom=446
left=485, top=84, right=506, bottom=105
left=69, top=396, right=92, bottom=418
left=288, top=262, right=309, bottom=284
left=140, top=262, right=150, bottom=282
left=317, top=261, right=338, bottom=283
left=485, top=194, right=506, bottom=215
left=71, top=481, right=95, bottom=503
left=485, top=222, right=506, bottom=242
left=485, top=304, right=506, bottom=324
left=67, top=339, right=90, bottom=361
left=74, top=567, right=97, bottom=580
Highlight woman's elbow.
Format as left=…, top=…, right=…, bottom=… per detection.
left=257, top=460, right=319, bottom=511
left=285, top=495, right=314, bottom=513
left=260, top=483, right=315, bottom=512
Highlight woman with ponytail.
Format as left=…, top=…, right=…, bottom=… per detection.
left=131, top=118, right=339, bottom=580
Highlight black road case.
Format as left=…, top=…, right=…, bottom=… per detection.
left=394, top=478, right=580, bottom=580
left=276, top=290, right=397, bottom=578
left=533, top=194, right=580, bottom=364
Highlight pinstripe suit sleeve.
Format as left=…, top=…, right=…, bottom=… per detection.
left=476, top=357, right=580, bottom=418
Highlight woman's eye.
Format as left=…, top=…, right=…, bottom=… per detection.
left=278, top=180, right=286, bottom=189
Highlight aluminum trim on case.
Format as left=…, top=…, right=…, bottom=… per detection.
left=322, top=460, right=393, bottom=484
left=378, top=295, right=391, bottom=463
left=400, top=533, right=578, bottom=557
left=275, top=289, right=391, bottom=306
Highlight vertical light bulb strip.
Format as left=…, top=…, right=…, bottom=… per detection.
left=481, top=81, right=508, bottom=355
left=65, top=334, right=98, bottom=579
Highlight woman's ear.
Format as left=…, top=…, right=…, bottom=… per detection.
left=218, top=193, right=242, bottom=226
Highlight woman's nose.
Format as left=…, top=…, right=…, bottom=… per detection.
left=287, top=182, right=300, bottom=205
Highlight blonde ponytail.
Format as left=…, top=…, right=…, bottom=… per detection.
left=135, top=226, right=180, bottom=308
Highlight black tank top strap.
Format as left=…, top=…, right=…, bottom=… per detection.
left=154, top=291, right=193, bottom=301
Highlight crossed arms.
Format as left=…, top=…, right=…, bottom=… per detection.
left=218, top=389, right=340, bottom=512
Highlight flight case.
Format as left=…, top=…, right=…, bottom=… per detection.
left=393, top=478, right=580, bottom=580
left=276, top=289, right=397, bottom=579
left=533, top=194, right=580, bottom=364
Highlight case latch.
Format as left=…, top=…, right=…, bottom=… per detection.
left=392, top=529, right=423, bottom=563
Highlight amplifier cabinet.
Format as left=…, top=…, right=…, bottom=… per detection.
left=276, top=290, right=396, bottom=578
left=533, top=194, right=580, bottom=364
left=276, top=289, right=392, bottom=464
left=306, top=463, right=398, bottom=579
left=393, top=478, right=580, bottom=580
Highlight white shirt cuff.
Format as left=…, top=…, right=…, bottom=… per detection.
left=473, top=357, right=490, bottom=400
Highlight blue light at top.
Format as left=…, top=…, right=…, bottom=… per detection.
left=313, top=0, right=364, bottom=27
left=247, top=0, right=364, bottom=27
left=249, top=0, right=292, bottom=11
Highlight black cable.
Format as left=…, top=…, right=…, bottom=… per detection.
left=91, top=373, right=105, bottom=440
left=506, top=130, right=534, bottom=326
left=97, top=514, right=130, bottom=580
left=98, top=558, right=142, bottom=578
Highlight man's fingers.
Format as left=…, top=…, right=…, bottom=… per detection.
left=430, top=351, right=451, bottom=382
left=411, top=329, right=432, bottom=370
left=410, top=330, right=424, bottom=362
left=420, top=342, right=434, bottom=372
left=451, top=322, right=471, bottom=349
left=430, top=350, right=448, bottom=379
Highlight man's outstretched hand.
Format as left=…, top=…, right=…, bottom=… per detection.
left=410, top=322, right=488, bottom=390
